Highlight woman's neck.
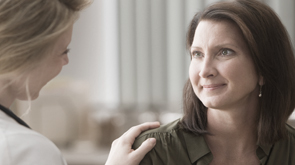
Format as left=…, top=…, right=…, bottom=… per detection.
left=205, top=105, right=259, bottom=158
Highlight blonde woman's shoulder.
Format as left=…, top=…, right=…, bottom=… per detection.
left=0, top=112, right=67, bottom=165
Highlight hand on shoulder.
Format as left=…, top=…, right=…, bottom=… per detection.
left=105, top=122, right=160, bottom=165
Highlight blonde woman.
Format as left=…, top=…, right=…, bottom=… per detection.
left=0, top=0, right=158, bottom=165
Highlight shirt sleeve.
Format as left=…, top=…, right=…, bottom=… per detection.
left=0, top=132, right=67, bottom=165
left=132, top=120, right=192, bottom=165
left=133, top=132, right=168, bottom=165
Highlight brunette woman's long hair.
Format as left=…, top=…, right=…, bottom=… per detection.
left=180, top=0, right=295, bottom=145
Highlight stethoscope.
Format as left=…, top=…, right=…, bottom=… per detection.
left=0, top=104, right=30, bottom=129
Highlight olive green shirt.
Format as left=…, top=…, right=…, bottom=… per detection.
left=133, top=119, right=295, bottom=165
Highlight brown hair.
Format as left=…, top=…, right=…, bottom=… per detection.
left=181, top=0, right=295, bottom=145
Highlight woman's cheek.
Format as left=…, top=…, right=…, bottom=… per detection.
left=189, top=62, right=199, bottom=85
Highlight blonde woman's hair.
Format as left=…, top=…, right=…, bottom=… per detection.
left=0, top=0, right=91, bottom=75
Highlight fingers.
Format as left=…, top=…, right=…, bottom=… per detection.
left=130, top=138, right=157, bottom=163
left=123, top=122, right=160, bottom=144
left=105, top=122, right=160, bottom=165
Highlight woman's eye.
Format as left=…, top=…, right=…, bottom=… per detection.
left=220, top=49, right=234, bottom=56
left=63, top=48, right=70, bottom=55
left=191, top=51, right=203, bottom=58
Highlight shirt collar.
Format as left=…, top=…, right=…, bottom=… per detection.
left=258, top=143, right=273, bottom=156
left=182, top=130, right=213, bottom=164
left=181, top=129, right=273, bottom=164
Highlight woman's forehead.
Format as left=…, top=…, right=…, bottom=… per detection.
left=192, top=20, right=245, bottom=48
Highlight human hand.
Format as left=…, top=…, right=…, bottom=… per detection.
left=105, top=122, right=160, bottom=165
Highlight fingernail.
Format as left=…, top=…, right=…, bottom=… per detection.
left=149, top=138, right=156, bottom=146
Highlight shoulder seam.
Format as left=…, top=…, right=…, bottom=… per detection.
left=137, top=119, right=182, bottom=138
left=139, top=127, right=181, bottom=136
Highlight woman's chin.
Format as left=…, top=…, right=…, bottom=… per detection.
left=201, top=99, right=221, bottom=109
left=202, top=101, right=229, bottom=110
left=31, top=94, right=39, bottom=100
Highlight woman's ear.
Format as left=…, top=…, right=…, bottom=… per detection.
left=259, top=75, right=264, bottom=86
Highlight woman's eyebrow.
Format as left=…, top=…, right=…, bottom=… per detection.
left=191, top=43, right=239, bottom=50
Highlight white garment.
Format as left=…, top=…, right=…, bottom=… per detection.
left=0, top=111, right=67, bottom=165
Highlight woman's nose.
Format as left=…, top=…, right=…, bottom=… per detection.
left=198, top=57, right=217, bottom=78
left=63, top=55, right=69, bottom=66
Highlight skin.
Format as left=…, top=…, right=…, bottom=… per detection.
left=189, top=20, right=263, bottom=164
left=0, top=26, right=72, bottom=108
left=105, top=122, right=159, bottom=165
left=0, top=25, right=159, bottom=165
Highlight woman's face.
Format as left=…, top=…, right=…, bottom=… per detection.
left=189, top=20, right=261, bottom=110
left=11, top=25, right=73, bottom=101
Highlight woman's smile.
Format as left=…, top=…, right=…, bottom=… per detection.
left=202, top=83, right=227, bottom=91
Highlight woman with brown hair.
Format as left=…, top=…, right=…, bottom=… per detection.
left=133, top=0, right=295, bottom=164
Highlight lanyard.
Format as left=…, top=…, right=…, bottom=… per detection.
left=0, top=104, right=30, bottom=129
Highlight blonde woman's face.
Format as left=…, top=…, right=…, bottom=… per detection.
left=12, top=25, right=73, bottom=100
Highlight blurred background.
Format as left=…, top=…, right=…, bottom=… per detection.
left=14, top=0, right=295, bottom=164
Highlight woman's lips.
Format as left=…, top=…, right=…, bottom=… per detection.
left=202, top=84, right=226, bottom=90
